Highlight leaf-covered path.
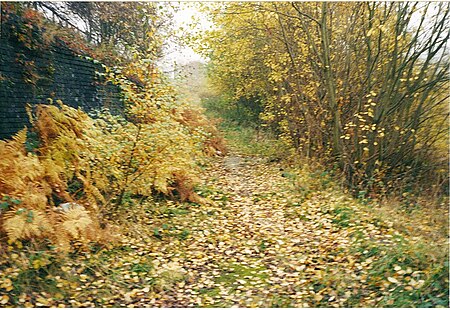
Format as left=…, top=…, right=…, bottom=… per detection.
left=145, top=152, right=332, bottom=307
left=3, top=148, right=444, bottom=308
left=122, top=150, right=437, bottom=307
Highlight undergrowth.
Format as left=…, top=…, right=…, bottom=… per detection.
left=202, top=94, right=449, bottom=307
left=202, top=95, right=291, bottom=160
left=0, top=53, right=226, bottom=306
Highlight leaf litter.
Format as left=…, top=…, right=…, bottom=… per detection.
left=0, top=151, right=447, bottom=307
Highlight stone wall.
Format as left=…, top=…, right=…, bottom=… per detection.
left=0, top=12, right=123, bottom=140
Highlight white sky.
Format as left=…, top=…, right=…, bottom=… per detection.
left=157, top=2, right=444, bottom=74
left=158, top=4, right=211, bottom=74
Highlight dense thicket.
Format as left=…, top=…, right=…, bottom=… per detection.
left=200, top=2, right=449, bottom=197
left=0, top=58, right=225, bottom=248
left=0, top=3, right=225, bottom=248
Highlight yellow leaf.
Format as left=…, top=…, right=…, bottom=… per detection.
left=36, top=296, right=48, bottom=306
left=387, top=277, right=398, bottom=284
left=0, top=295, right=9, bottom=305
left=2, top=278, right=12, bottom=288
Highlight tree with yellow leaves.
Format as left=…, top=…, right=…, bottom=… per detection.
left=198, top=2, right=449, bottom=197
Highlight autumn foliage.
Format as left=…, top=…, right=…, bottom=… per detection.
left=199, top=2, right=449, bottom=199
left=0, top=54, right=225, bottom=248
left=0, top=126, right=111, bottom=251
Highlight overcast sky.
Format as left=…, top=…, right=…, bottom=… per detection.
left=158, top=3, right=210, bottom=74
left=158, top=2, right=445, bottom=74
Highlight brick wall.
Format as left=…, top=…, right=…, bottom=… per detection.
left=0, top=13, right=123, bottom=140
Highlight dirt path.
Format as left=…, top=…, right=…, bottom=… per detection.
left=24, top=151, right=441, bottom=307
left=143, top=152, right=371, bottom=307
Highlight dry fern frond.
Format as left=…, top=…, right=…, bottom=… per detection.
left=177, top=107, right=227, bottom=156
left=0, top=130, right=41, bottom=191
left=178, top=107, right=208, bottom=128
left=75, top=170, right=106, bottom=207
left=9, top=128, right=28, bottom=148
left=204, top=136, right=227, bottom=156
left=60, top=207, right=93, bottom=239
left=34, top=104, right=91, bottom=146
left=0, top=129, right=51, bottom=210
left=19, top=188, right=50, bottom=210
left=3, top=208, right=53, bottom=242
left=33, top=105, right=62, bottom=145
left=31, top=104, right=107, bottom=210
left=171, top=171, right=205, bottom=204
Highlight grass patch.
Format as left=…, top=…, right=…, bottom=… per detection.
left=202, top=96, right=292, bottom=160
left=349, top=227, right=449, bottom=307
left=215, top=262, right=269, bottom=286
left=331, top=206, right=355, bottom=228
left=164, top=207, right=190, bottom=217
left=195, top=185, right=229, bottom=203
